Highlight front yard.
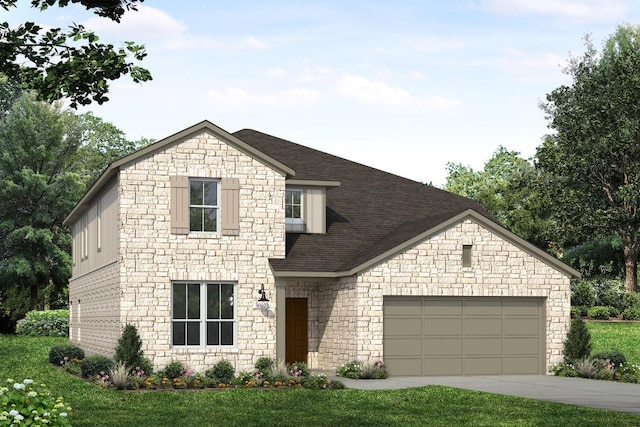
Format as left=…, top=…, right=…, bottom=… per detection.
left=2, top=335, right=640, bottom=426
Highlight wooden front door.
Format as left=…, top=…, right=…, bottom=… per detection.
left=285, top=298, right=308, bottom=364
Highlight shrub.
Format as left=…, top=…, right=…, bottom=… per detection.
left=211, top=360, right=235, bottom=383
left=114, top=324, right=144, bottom=369
left=563, top=317, right=591, bottom=363
left=162, top=360, right=185, bottom=380
left=81, top=355, right=115, bottom=378
left=548, top=362, right=578, bottom=377
left=623, top=292, right=640, bottom=310
left=336, top=360, right=363, bottom=379
left=590, top=350, right=627, bottom=367
left=255, top=357, right=275, bottom=373
left=1, top=379, right=72, bottom=426
left=109, top=362, right=130, bottom=390
left=607, top=306, right=620, bottom=318
left=622, top=307, right=640, bottom=320
left=587, top=306, right=610, bottom=320
left=16, top=309, right=69, bottom=337
left=570, top=306, right=581, bottom=319
left=49, top=342, right=85, bottom=366
left=133, top=357, right=154, bottom=376
left=328, top=380, right=346, bottom=389
left=575, top=305, right=589, bottom=316
left=301, top=373, right=329, bottom=390
left=287, top=361, right=310, bottom=379
left=573, top=357, right=598, bottom=379
left=571, top=281, right=596, bottom=307
left=594, top=279, right=625, bottom=309
left=360, top=360, right=388, bottom=379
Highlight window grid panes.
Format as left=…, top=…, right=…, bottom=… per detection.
left=189, top=179, right=218, bottom=232
left=172, top=282, right=235, bottom=347
left=285, top=189, right=302, bottom=220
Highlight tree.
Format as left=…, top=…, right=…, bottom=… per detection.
left=538, top=25, right=640, bottom=291
left=563, top=317, right=591, bottom=363
left=0, top=92, right=85, bottom=318
left=0, top=0, right=152, bottom=108
left=445, top=146, right=552, bottom=250
left=73, top=112, right=153, bottom=185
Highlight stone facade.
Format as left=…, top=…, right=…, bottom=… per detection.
left=283, top=219, right=570, bottom=371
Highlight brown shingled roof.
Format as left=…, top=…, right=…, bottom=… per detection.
left=232, top=129, right=495, bottom=274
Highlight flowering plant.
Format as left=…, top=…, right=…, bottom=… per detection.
left=0, top=378, right=71, bottom=426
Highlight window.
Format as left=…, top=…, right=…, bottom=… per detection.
left=189, top=179, right=219, bottom=232
left=462, top=244, right=473, bottom=267
left=96, top=198, right=102, bottom=252
left=172, top=282, right=235, bottom=347
left=81, top=214, right=88, bottom=261
left=285, top=189, right=303, bottom=223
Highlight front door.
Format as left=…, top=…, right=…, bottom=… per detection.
left=285, top=298, right=308, bottom=364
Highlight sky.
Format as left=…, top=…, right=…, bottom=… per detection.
left=5, top=0, right=640, bottom=186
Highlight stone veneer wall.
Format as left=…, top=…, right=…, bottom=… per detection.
left=117, top=130, right=285, bottom=372
left=354, top=219, right=571, bottom=371
left=68, top=261, right=120, bottom=356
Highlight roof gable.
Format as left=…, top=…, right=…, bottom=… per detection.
left=64, top=120, right=295, bottom=225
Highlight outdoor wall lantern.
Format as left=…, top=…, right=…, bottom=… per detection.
left=254, top=284, right=270, bottom=311
left=257, top=284, right=269, bottom=302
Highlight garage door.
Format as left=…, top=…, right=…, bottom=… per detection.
left=383, top=297, right=545, bottom=376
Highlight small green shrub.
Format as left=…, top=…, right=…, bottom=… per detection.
left=255, top=357, right=275, bottom=373
left=594, top=280, right=625, bottom=309
left=133, top=357, right=154, bottom=376
left=607, top=306, right=620, bottom=317
left=16, top=309, right=69, bottom=337
left=114, top=324, right=144, bottom=369
left=622, top=307, right=640, bottom=320
left=1, top=379, right=72, bottom=426
left=328, top=380, right=346, bottom=389
left=624, top=292, right=640, bottom=310
left=563, top=317, right=591, bottom=363
left=548, top=362, right=578, bottom=377
left=211, top=360, right=235, bottom=383
left=49, top=342, right=85, bottom=366
left=360, top=360, right=388, bottom=379
left=162, top=360, right=185, bottom=380
left=590, top=350, right=627, bottom=367
left=574, top=306, right=589, bottom=316
left=287, top=361, right=310, bottom=379
left=301, top=373, right=329, bottom=389
left=587, top=306, right=610, bottom=320
left=81, top=355, right=115, bottom=378
left=571, top=281, right=596, bottom=307
left=336, top=360, right=363, bottom=379
left=109, top=362, right=131, bottom=390
left=570, top=306, right=581, bottom=319
left=574, top=357, right=598, bottom=379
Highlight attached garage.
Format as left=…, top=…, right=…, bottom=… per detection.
left=384, top=296, right=545, bottom=376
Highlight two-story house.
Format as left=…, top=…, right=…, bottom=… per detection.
left=64, top=120, right=578, bottom=376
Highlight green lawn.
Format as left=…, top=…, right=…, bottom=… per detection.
left=2, top=336, right=640, bottom=426
left=587, top=320, right=640, bottom=365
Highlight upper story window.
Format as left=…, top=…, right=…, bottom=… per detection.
left=189, top=179, right=219, bottom=232
left=285, top=189, right=303, bottom=223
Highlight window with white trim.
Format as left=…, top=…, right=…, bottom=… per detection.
left=189, top=179, right=219, bottom=232
left=285, top=189, right=303, bottom=224
left=171, top=282, right=235, bottom=347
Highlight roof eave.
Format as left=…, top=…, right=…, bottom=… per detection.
left=63, top=120, right=297, bottom=226
left=272, top=209, right=581, bottom=280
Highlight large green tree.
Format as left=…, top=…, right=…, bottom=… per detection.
left=0, top=92, right=85, bottom=317
left=445, top=146, right=551, bottom=250
left=1, top=0, right=151, bottom=107
left=538, top=24, right=640, bottom=291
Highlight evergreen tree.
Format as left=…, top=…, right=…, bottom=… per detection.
left=563, top=317, right=592, bottom=363
left=114, top=324, right=144, bottom=368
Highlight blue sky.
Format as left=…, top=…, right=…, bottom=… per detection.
left=6, top=0, right=640, bottom=185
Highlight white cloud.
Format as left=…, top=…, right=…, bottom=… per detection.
left=83, top=6, right=267, bottom=52
left=266, top=68, right=289, bottom=78
left=478, top=0, right=628, bottom=22
left=496, top=48, right=565, bottom=80
left=296, top=67, right=337, bottom=83
left=333, top=73, right=460, bottom=110
left=409, top=70, right=429, bottom=81
left=208, top=87, right=322, bottom=108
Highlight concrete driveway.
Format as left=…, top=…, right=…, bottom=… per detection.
left=331, top=375, right=640, bottom=414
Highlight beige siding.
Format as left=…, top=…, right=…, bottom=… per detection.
left=304, top=188, right=326, bottom=234
left=71, top=179, right=119, bottom=278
